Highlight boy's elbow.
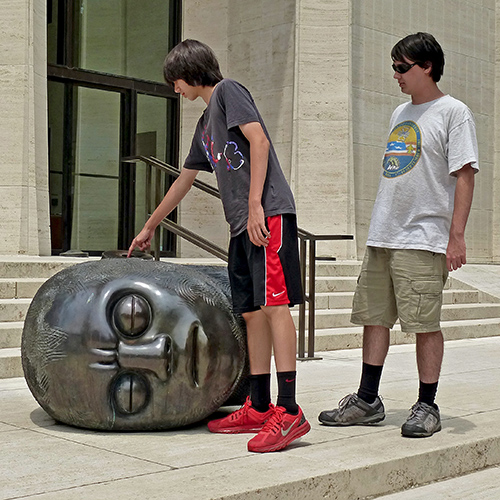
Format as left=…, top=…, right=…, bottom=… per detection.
left=259, top=135, right=270, bottom=151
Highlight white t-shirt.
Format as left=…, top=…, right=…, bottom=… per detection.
left=367, top=95, right=479, bottom=254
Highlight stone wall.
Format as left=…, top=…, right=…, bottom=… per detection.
left=178, top=0, right=230, bottom=257
left=0, top=0, right=50, bottom=255
left=351, top=0, right=496, bottom=261
left=179, top=0, right=357, bottom=259
left=292, top=0, right=356, bottom=259
left=494, top=0, right=500, bottom=262
left=1, top=0, right=498, bottom=262
left=180, top=0, right=298, bottom=258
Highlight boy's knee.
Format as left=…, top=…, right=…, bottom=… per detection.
left=260, top=304, right=291, bottom=318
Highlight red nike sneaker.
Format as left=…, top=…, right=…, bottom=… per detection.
left=208, top=397, right=275, bottom=434
left=247, top=405, right=311, bottom=453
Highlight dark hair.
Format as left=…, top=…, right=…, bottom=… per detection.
left=163, top=39, right=223, bottom=87
left=391, top=32, right=445, bottom=82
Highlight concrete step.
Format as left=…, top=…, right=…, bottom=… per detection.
left=312, top=289, right=484, bottom=310
left=441, top=303, right=500, bottom=321
left=0, top=322, right=23, bottom=348
left=0, top=259, right=88, bottom=279
left=2, top=257, right=498, bottom=381
left=314, top=292, right=354, bottom=309
left=309, top=275, right=491, bottom=294
left=311, top=318, right=500, bottom=352
left=0, top=278, right=46, bottom=299
left=0, top=299, right=32, bottom=323
left=311, top=276, right=358, bottom=293
left=0, top=347, right=21, bottom=379
left=292, top=303, right=500, bottom=330
left=0, top=281, right=483, bottom=309
left=312, top=261, right=361, bottom=276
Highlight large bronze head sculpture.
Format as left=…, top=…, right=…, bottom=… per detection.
left=22, top=259, right=247, bottom=430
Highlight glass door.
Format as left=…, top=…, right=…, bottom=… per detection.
left=47, top=0, right=181, bottom=255
left=49, top=84, right=122, bottom=254
left=72, top=87, right=121, bottom=252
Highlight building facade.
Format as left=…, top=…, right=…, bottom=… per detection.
left=1, top=0, right=499, bottom=262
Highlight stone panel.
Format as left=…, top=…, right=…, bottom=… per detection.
left=493, top=0, right=500, bottom=262
left=0, top=0, right=50, bottom=255
left=351, top=0, right=495, bottom=261
left=292, top=0, right=355, bottom=258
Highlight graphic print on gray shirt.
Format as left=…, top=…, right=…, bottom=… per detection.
left=183, top=79, right=296, bottom=237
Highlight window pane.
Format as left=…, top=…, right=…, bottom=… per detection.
left=71, top=87, right=120, bottom=252
left=75, top=87, right=120, bottom=177
left=135, top=94, right=176, bottom=252
left=76, top=0, right=171, bottom=82
left=47, top=0, right=60, bottom=65
left=48, top=81, right=65, bottom=249
left=71, top=176, right=119, bottom=252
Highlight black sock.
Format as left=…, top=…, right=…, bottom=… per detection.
left=418, top=381, right=438, bottom=408
left=357, top=362, right=384, bottom=404
left=249, top=373, right=271, bottom=412
left=276, top=371, right=299, bottom=414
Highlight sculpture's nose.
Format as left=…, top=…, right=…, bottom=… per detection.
left=117, top=335, right=172, bottom=381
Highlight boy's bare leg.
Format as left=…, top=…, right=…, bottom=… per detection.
left=246, top=305, right=311, bottom=452
left=242, top=310, right=273, bottom=374
left=415, top=330, right=443, bottom=383
left=363, top=325, right=390, bottom=365
left=260, top=304, right=296, bottom=372
left=208, top=310, right=274, bottom=435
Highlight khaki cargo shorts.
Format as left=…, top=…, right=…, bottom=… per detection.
left=351, top=247, right=448, bottom=334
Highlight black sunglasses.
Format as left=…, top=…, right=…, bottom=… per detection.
left=392, top=62, right=418, bottom=74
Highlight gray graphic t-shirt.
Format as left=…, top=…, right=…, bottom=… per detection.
left=367, top=95, right=479, bottom=254
left=183, top=79, right=296, bottom=237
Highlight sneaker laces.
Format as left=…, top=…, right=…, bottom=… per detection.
left=230, top=396, right=252, bottom=421
left=259, top=406, right=285, bottom=434
left=408, top=402, right=427, bottom=420
left=337, top=393, right=357, bottom=416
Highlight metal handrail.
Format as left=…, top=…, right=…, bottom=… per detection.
left=123, top=155, right=222, bottom=259
left=159, top=218, right=228, bottom=262
left=124, top=155, right=354, bottom=359
left=297, top=231, right=354, bottom=360
left=123, top=155, right=220, bottom=199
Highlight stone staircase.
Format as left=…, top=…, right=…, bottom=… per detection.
left=290, top=261, right=500, bottom=352
left=0, top=258, right=93, bottom=379
left=1, top=258, right=500, bottom=379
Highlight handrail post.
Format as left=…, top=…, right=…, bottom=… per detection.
left=307, top=238, right=317, bottom=358
left=298, top=237, right=307, bottom=359
left=145, top=162, right=152, bottom=223
left=153, top=167, right=162, bottom=260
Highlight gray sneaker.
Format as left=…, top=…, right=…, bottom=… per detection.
left=318, top=393, right=385, bottom=426
left=401, top=401, right=441, bottom=438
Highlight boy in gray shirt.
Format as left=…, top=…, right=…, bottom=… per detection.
left=128, top=39, right=310, bottom=452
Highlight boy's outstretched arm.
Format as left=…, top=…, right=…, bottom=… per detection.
left=446, top=163, right=475, bottom=271
left=127, top=168, right=199, bottom=257
left=239, top=121, right=271, bottom=247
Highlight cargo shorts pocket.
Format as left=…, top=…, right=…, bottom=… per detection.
left=407, top=279, right=443, bottom=324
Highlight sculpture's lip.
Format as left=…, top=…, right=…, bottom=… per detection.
left=89, top=347, right=119, bottom=371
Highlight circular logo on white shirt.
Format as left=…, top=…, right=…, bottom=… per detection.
left=383, top=120, right=421, bottom=178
